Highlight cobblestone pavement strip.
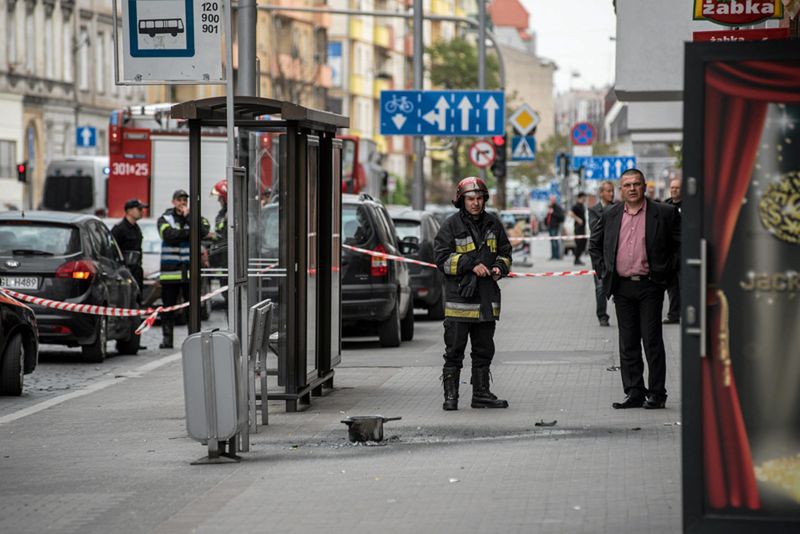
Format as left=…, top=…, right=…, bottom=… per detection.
left=0, top=252, right=682, bottom=533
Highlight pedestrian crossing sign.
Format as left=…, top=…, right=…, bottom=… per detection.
left=511, top=136, right=536, bottom=161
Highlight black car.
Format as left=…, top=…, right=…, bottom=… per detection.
left=0, top=292, right=38, bottom=396
left=388, top=207, right=445, bottom=320
left=0, top=212, right=141, bottom=362
left=342, top=194, right=416, bottom=347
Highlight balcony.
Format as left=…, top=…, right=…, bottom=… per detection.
left=373, top=77, right=392, bottom=99
left=374, top=25, right=392, bottom=49
left=349, top=18, right=374, bottom=42
left=350, top=74, right=372, bottom=98
left=431, top=0, right=452, bottom=15
left=278, top=53, right=303, bottom=81
left=316, top=65, right=333, bottom=88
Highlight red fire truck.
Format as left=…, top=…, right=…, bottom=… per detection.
left=339, top=134, right=388, bottom=199
left=107, top=104, right=276, bottom=221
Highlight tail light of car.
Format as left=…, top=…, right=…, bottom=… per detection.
left=371, top=244, right=389, bottom=278
left=55, top=259, right=97, bottom=280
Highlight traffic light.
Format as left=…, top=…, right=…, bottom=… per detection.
left=490, top=134, right=507, bottom=179
left=17, top=162, right=28, bottom=183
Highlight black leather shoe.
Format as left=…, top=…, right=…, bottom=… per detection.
left=612, top=395, right=645, bottom=409
left=662, top=317, right=680, bottom=324
left=644, top=396, right=667, bottom=409
left=599, top=318, right=610, bottom=327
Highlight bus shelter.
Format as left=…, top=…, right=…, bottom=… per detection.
left=171, top=96, right=348, bottom=413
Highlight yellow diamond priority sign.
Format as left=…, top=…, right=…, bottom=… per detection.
left=509, top=103, right=541, bottom=136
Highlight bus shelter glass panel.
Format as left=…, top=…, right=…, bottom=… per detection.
left=246, top=131, right=286, bottom=390
left=330, top=140, right=342, bottom=364
left=307, top=137, right=319, bottom=379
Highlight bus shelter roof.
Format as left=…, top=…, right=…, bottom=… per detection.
left=170, top=96, right=349, bottom=130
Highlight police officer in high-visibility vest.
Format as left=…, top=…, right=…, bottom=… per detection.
left=433, top=176, right=513, bottom=411
left=157, top=189, right=211, bottom=349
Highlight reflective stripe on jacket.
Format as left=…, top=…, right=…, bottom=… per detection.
left=157, top=208, right=210, bottom=283
left=434, top=209, right=513, bottom=322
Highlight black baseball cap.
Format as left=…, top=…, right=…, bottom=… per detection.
left=172, top=189, right=189, bottom=200
left=124, top=198, right=148, bottom=210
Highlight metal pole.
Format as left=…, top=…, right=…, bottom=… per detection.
left=478, top=0, right=487, bottom=184
left=412, top=0, right=425, bottom=210
left=189, top=121, right=202, bottom=334
left=224, top=0, right=237, bottom=332
left=237, top=0, right=257, bottom=96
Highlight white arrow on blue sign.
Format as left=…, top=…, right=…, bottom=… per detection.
left=380, top=90, right=505, bottom=136
left=76, top=126, right=97, bottom=148
left=571, top=155, right=637, bottom=180
left=511, top=136, right=536, bottom=161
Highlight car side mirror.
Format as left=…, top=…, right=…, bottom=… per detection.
left=399, top=236, right=419, bottom=255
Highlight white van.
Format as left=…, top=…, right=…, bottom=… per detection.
left=40, top=156, right=109, bottom=215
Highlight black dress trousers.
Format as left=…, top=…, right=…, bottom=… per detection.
left=612, top=277, right=667, bottom=399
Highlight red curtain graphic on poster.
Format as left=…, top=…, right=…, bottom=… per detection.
left=703, top=60, right=800, bottom=509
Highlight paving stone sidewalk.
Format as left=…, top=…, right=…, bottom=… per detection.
left=0, top=255, right=683, bottom=534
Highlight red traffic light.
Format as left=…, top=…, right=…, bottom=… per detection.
left=491, top=135, right=505, bottom=146
left=17, top=163, right=26, bottom=173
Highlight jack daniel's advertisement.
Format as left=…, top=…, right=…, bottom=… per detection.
left=719, top=101, right=800, bottom=515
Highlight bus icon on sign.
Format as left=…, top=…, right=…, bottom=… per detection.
left=138, top=18, right=185, bottom=38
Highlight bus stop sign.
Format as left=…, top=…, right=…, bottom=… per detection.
left=119, top=0, right=224, bottom=83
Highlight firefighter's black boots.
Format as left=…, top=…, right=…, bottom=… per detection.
left=442, top=368, right=460, bottom=411
left=471, top=367, right=509, bottom=408
left=159, top=320, right=174, bottom=350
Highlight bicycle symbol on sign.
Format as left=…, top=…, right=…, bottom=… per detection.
left=384, top=95, right=414, bottom=114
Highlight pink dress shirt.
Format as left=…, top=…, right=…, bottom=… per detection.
left=616, top=201, right=649, bottom=277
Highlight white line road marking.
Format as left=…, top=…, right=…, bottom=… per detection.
left=0, top=352, right=182, bottom=425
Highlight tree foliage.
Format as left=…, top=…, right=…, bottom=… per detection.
left=427, top=38, right=500, bottom=90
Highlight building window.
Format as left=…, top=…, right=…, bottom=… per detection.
left=108, top=32, right=117, bottom=95
left=95, top=31, right=105, bottom=94
left=78, top=26, right=90, bottom=91
left=25, top=7, right=34, bottom=73
left=7, top=5, right=17, bottom=67
left=45, top=14, right=55, bottom=79
left=0, top=140, right=17, bottom=180
left=62, top=20, right=73, bottom=82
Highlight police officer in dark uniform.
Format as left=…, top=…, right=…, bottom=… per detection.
left=434, top=177, right=513, bottom=411
left=112, top=198, right=147, bottom=298
left=157, top=189, right=211, bottom=349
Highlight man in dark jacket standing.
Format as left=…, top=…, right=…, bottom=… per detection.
left=588, top=169, right=680, bottom=410
left=662, top=177, right=682, bottom=324
left=112, top=198, right=147, bottom=298
left=434, top=177, right=513, bottom=411
left=588, top=181, right=615, bottom=326
left=545, top=195, right=565, bottom=260
left=157, top=189, right=211, bottom=349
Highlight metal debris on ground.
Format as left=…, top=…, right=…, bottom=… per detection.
left=606, top=365, right=621, bottom=371
left=534, top=420, right=557, bottom=427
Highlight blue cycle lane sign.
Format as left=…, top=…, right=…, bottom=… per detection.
left=380, top=90, right=505, bottom=137
left=571, top=155, right=637, bottom=180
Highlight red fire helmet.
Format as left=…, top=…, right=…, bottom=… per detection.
left=453, top=176, right=489, bottom=206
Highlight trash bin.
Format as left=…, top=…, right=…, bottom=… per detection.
left=182, top=330, right=244, bottom=444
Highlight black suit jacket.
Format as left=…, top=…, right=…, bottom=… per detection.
left=588, top=198, right=681, bottom=298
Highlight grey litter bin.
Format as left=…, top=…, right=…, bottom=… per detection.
left=182, top=330, right=245, bottom=462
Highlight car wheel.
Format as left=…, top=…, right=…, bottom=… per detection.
left=116, top=319, right=141, bottom=356
left=400, top=298, right=414, bottom=341
left=0, top=334, right=25, bottom=396
left=427, top=290, right=445, bottom=321
left=81, top=316, right=108, bottom=363
left=378, top=302, right=401, bottom=348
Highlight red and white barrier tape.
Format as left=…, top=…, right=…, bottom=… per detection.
left=0, top=285, right=229, bottom=336
left=342, top=244, right=594, bottom=278
left=509, top=234, right=590, bottom=242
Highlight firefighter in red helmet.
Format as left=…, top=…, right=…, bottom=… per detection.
left=433, top=176, right=513, bottom=410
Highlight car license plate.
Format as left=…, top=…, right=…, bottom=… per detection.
left=0, top=276, right=39, bottom=290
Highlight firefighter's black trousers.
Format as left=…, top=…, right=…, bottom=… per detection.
left=443, top=320, right=496, bottom=370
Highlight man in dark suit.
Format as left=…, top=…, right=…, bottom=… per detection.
left=588, top=181, right=615, bottom=327
left=662, top=177, right=682, bottom=324
left=588, top=169, right=681, bottom=410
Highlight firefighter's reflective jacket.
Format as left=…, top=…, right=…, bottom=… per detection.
left=434, top=209, right=513, bottom=322
left=157, top=208, right=210, bottom=283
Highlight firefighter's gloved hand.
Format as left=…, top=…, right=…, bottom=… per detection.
left=459, top=274, right=478, bottom=298
left=478, top=245, right=495, bottom=267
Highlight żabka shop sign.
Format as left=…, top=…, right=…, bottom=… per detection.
left=693, top=0, right=784, bottom=26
